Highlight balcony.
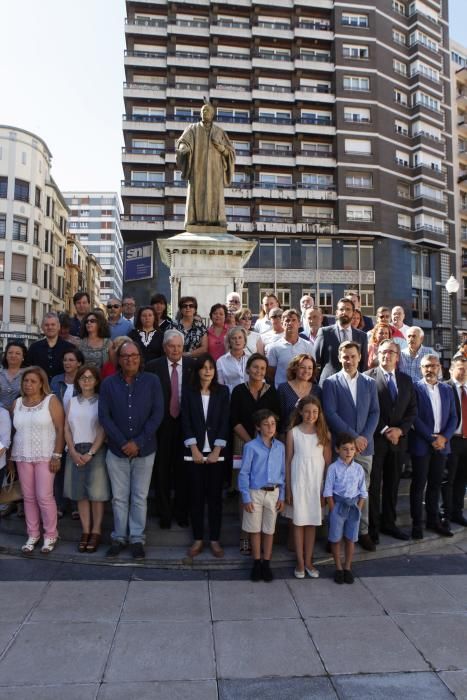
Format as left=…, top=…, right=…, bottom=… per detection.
left=295, top=117, right=335, bottom=135
left=210, top=53, right=252, bottom=70
left=211, top=85, right=251, bottom=101
left=412, top=225, right=448, bottom=248
left=459, top=148, right=467, bottom=166
left=294, top=55, right=334, bottom=72
left=122, top=114, right=166, bottom=133
left=252, top=51, right=294, bottom=71
left=296, top=184, right=336, bottom=200
left=167, top=50, right=210, bottom=68
left=458, top=117, right=467, bottom=136
left=121, top=180, right=165, bottom=197
left=295, top=86, right=335, bottom=103
left=121, top=147, right=165, bottom=164
left=252, top=22, right=293, bottom=40
left=11, top=272, right=27, bottom=282
left=123, top=82, right=166, bottom=100
left=252, top=85, right=294, bottom=102
left=124, top=49, right=167, bottom=68
left=252, top=115, right=294, bottom=134
left=294, top=21, right=333, bottom=41
left=296, top=218, right=337, bottom=234
left=124, top=17, right=167, bottom=36
left=167, top=19, right=209, bottom=37
left=296, top=149, right=335, bottom=167
left=120, top=214, right=164, bottom=232
left=210, top=20, right=251, bottom=39
left=459, top=172, right=467, bottom=191
left=252, top=181, right=296, bottom=199
left=252, top=148, right=295, bottom=166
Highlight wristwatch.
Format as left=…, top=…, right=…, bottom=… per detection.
left=87, top=450, right=96, bottom=457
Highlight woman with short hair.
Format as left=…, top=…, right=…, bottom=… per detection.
left=175, top=296, right=208, bottom=357
left=216, top=326, right=249, bottom=394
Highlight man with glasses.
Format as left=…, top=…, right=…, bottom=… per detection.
left=262, top=308, right=284, bottom=353
left=99, top=341, right=163, bottom=559
left=106, top=297, right=133, bottom=340
left=122, top=296, right=136, bottom=325
left=409, top=354, right=457, bottom=540
left=365, top=340, right=417, bottom=543
left=26, top=312, right=74, bottom=380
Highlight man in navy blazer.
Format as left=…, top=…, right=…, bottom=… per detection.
left=145, top=329, right=196, bottom=528
left=409, top=354, right=457, bottom=539
left=323, top=340, right=380, bottom=550
left=442, top=356, right=467, bottom=528
left=365, top=340, right=417, bottom=543
left=314, top=298, right=368, bottom=386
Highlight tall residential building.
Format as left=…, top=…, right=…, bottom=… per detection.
left=63, top=192, right=124, bottom=304
left=451, top=39, right=467, bottom=323
left=122, top=0, right=454, bottom=347
left=0, top=125, right=67, bottom=348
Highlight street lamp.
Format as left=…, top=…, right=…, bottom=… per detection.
left=445, top=275, right=460, bottom=356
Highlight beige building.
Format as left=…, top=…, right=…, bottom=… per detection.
left=0, top=126, right=67, bottom=348
left=65, top=235, right=102, bottom=315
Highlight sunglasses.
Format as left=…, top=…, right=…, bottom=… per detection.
left=107, top=304, right=120, bottom=309
left=242, top=315, right=252, bottom=320
left=181, top=303, right=196, bottom=309
left=86, top=318, right=97, bottom=324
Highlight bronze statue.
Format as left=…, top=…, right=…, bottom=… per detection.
left=176, top=102, right=235, bottom=231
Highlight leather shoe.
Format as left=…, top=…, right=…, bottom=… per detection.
left=381, top=527, right=410, bottom=541
left=188, top=540, right=203, bottom=558
left=358, top=534, right=376, bottom=552
left=411, top=526, right=423, bottom=540
left=426, top=521, right=454, bottom=537
left=210, top=541, right=224, bottom=558
left=176, top=518, right=189, bottom=528
left=451, top=515, right=467, bottom=527
left=159, top=518, right=171, bottom=529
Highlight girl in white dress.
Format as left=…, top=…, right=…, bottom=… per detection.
left=285, top=396, right=331, bottom=579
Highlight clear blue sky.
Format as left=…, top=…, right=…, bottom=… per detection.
left=0, top=1, right=466, bottom=195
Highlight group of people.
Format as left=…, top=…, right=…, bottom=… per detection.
left=0, top=289, right=465, bottom=585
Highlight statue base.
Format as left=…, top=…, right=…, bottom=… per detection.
left=158, top=231, right=257, bottom=319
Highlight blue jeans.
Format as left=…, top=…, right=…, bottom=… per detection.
left=106, top=451, right=155, bottom=544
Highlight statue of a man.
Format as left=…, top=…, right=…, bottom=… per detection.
left=176, top=102, right=236, bottom=230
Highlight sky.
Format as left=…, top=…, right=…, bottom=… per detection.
left=1, top=0, right=467, bottom=197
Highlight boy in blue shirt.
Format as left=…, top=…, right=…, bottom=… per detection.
left=323, top=433, right=367, bottom=584
left=239, top=409, right=285, bottom=582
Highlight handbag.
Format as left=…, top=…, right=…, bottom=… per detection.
left=0, top=470, right=23, bottom=504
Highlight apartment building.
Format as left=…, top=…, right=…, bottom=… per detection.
left=64, top=192, right=124, bottom=304
left=121, top=0, right=454, bottom=345
left=65, top=235, right=102, bottom=314
left=0, top=125, right=67, bottom=348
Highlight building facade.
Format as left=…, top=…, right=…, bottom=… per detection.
left=65, top=235, right=102, bottom=314
left=0, top=125, right=67, bottom=348
left=63, top=192, right=124, bottom=305
left=121, top=0, right=454, bottom=346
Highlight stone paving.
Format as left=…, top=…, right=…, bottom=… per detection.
left=0, top=551, right=466, bottom=698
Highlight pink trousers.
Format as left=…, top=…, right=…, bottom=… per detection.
left=16, top=461, right=58, bottom=539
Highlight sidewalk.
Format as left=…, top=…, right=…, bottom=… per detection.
left=0, top=547, right=466, bottom=698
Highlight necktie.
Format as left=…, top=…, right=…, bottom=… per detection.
left=387, top=373, right=397, bottom=402
left=169, top=363, right=180, bottom=418
left=461, top=385, right=467, bottom=438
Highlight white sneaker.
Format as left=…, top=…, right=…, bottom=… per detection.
left=41, top=537, right=58, bottom=554
left=294, top=568, right=305, bottom=579
left=305, top=567, right=320, bottom=579
left=21, top=536, right=40, bottom=554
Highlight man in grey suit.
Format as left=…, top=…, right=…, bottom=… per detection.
left=323, top=341, right=380, bottom=551
left=314, top=298, right=368, bottom=386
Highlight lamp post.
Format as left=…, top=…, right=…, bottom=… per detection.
left=445, top=275, right=460, bottom=357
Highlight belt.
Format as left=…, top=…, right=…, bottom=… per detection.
left=261, top=485, right=279, bottom=492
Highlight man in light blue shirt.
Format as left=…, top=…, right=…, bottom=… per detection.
left=399, top=326, right=437, bottom=381
left=267, top=309, right=313, bottom=387
left=106, top=297, right=133, bottom=340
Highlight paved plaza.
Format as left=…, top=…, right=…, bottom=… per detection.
left=0, top=544, right=466, bottom=699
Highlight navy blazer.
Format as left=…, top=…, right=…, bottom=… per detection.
left=145, top=356, right=196, bottom=418
left=365, top=367, right=417, bottom=452
left=409, top=380, right=457, bottom=456
left=322, top=370, right=380, bottom=456
left=314, top=325, right=368, bottom=386
left=181, top=385, right=230, bottom=452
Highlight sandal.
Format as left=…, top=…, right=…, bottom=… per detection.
left=86, top=533, right=101, bottom=553
left=78, top=533, right=90, bottom=553
left=21, top=536, right=40, bottom=554
left=239, top=537, right=251, bottom=555
left=41, top=537, right=58, bottom=554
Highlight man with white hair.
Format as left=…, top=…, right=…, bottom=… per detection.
left=226, top=292, right=242, bottom=313
left=299, top=294, right=314, bottom=335
left=391, top=306, right=410, bottom=339
left=399, top=327, right=437, bottom=381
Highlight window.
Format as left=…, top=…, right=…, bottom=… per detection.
left=300, top=110, right=332, bottom=125
left=342, top=13, right=368, bottom=27
left=318, top=239, right=332, bottom=269
left=301, top=174, right=334, bottom=189
left=413, top=151, right=442, bottom=171
left=233, top=140, right=250, bottom=154
left=344, top=107, right=370, bottom=123
left=319, top=291, right=333, bottom=314
left=343, top=76, right=370, bottom=91
left=360, top=245, right=374, bottom=269
left=257, top=46, right=291, bottom=59
left=0, top=176, right=7, bottom=198
left=412, top=121, right=442, bottom=141
left=11, top=254, right=27, bottom=282
left=344, top=139, right=372, bottom=155
left=397, top=181, right=410, bottom=199
left=10, top=298, right=26, bottom=324
left=413, top=183, right=444, bottom=202
left=414, top=213, right=444, bottom=233
left=302, top=241, right=316, bottom=268
left=258, top=109, right=292, bottom=124
left=217, top=108, right=250, bottom=123
left=393, top=1, right=406, bottom=15
left=410, top=60, right=440, bottom=82
left=394, top=89, right=408, bottom=106
left=395, top=150, right=410, bottom=167
left=259, top=141, right=292, bottom=153
left=231, top=171, right=250, bottom=185
left=14, top=179, right=29, bottom=203
left=174, top=107, right=198, bottom=120
left=35, top=187, right=41, bottom=208
left=12, top=216, right=28, bottom=241
left=132, top=138, right=164, bottom=153
left=33, top=222, right=39, bottom=245
left=346, top=205, right=373, bottom=221
left=259, top=173, right=293, bottom=188
left=343, top=243, right=358, bottom=270
left=299, top=48, right=331, bottom=61
left=0, top=214, right=6, bottom=239
left=131, top=171, right=164, bottom=184
left=393, top=59, right=407, bottom=75
left=132, top=106, right=165, bottom=120
left=392, top=29, right=406, bottom=45
left=345, top=173, right=373, bottom=188
left=413, top=91, right=441, bottom=112
left=343, top=44, right=369, bottom=59
left=412, top=289, right=431, bottom=320
left=225, top=205, right=250, bottom=220
left=301, top=142, right=333, bottom=154
left=395, top=119, right=409, bottom=136
left=398, top=213, right=411, bottom=230
left=409, top=30, right=438, bottom=52
left=258, top=205, right=293, bottom=219
left=302, top=206, right=334, bottom=220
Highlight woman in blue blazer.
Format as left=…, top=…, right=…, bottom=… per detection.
left=181, top=353, right=230, bottom=558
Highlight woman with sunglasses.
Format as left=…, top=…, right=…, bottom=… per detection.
left=78, top=312, right=112, bottom=371
left=235, top=308, right=264, bottom=356
left=64, top=365, right=109, bottom=553
left=175, top=296, right=208, bottom=357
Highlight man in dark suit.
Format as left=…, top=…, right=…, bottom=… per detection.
left=442, top=356, right=467, bottom=528
left=409, top=354, right=457, bottom=539
left=314, top=298, right=368, bottom=386
left=145, top=328, right=196, bottom=528
left=365, top=340, right=417, bottom=542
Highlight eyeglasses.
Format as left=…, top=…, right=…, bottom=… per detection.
left=86, top=318, right=97, bottom=324
left=181, top=303, right=195, bottom=309
left=242, top=315, right=252, bottom=321
left=120, top=353, right=140, bottom=360
left=79, top=375, right=95, bottom=381
left=107, top=304, right=120, bottom=309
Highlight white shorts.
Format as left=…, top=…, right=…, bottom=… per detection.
left=242, top=488, right=279, bottom=535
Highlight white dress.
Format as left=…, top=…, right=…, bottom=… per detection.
left=288, top=426, right=325, bottom=526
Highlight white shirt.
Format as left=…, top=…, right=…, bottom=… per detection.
left=395, top=323, right=410, bottom=339
left=217, top=352, right=248, bottom=394
left=263, top=331, right=284, bottom=354
left=342, top=371, right=358, bottom=405
left=254, top=317, right=271, bottom=334
left=201, top=393, right=211, bottom=452
left=335, top=323, right=352, bottom=344
left=166, top=358, right=182, bottom=402
left=423, top=379, right=442, bottom=434
left=453, top=380, right=465, bottom=435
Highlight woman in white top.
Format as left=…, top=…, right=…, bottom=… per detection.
left=235, top=308, right=265, bottom=356
left=64, top=365, right=108, bottom=554
left=10, top=367, right=64, bottom=554
left=216, top=327, right=249, bottom=394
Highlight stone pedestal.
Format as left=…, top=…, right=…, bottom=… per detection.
left=158, top=231, right=256, bottom=318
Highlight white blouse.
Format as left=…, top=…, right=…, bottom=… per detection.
left=67, top=396, right=100, bottom=444
left=12, top=395, right=56, bottom=462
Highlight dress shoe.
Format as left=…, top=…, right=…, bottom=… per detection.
left=381, top=527, right=410, bottom=541
left=176, top=518, right=189, bottom=528
left=369, top=533, right=380, bottom=545
left=106, top=541, right=126, bottom=558
left=451, top=515, right=467, bottom=527
left=210, top=541, right=224, bottom=558
left=411, top=526, right=424, bottom=540
left=131, top=542, right=146, bottom=560
left=358, top=534, right=376, bottom=552
left=159, top=518, right=171, bottom=529
left=426, top=521, right=453, bottom=537
left=188, top=540, right=203, bottom=558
